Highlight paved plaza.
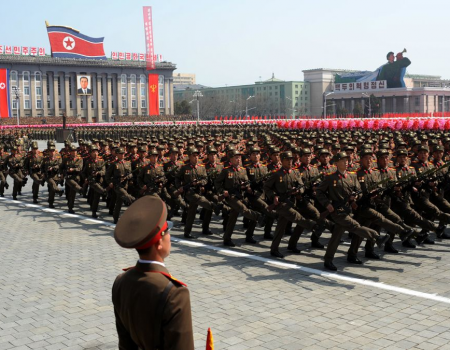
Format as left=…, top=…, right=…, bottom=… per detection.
left=1, top=143, right=450, bottom=349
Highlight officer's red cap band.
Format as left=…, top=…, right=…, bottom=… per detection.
left=137, top=221, right=168, bottom=250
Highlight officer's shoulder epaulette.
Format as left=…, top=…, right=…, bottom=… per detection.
left=411, top=160, right=419, bottom=163
left=349, top=171, right=357, bottom=174
left=198, top=164, right=205, bottom=167
left=389, top=167, right=396, bottom=170
left=224, top=166, right=232, bottom=169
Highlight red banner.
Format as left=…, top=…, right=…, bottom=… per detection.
left=0, top=69, right=11, bottom=118
left=148, top=74, right=159, bottom=115
left=143, top=6, right=155, bottom=70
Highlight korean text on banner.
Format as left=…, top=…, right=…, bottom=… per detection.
left=143, top=6, right=155, bottom=70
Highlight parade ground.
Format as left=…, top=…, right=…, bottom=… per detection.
left=1, top=142, right=450, bottom=350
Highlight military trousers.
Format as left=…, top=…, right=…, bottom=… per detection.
left=113, top=186, right=135, bottom=221
left=324, top=212, right=379, bottom=263
left=271, top=202, right=316, bottom=252
left=184, top=191, right=214, bottom=235
left=9, top=171, right=23, bottom=198
left=293, top=200, right=333, bottom=243
left=66, top=177, right=81, bottom=210
left=47, top=178, right=61, bottom=205
left=224, top=196, right=259, bottom=241
left=350, top=207, right=404, bottom=257
left=89, top=181, right=105, bottom=214
left=413, top=195, right=450, bottom=225
left=0, top=171, right=6, bottom=195
left=30, top=173, right=42, bottom=199
left=391, top=199, right=437, bottom=232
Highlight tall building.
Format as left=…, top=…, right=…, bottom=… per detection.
left=0, top=55, right=176, bottom=122
left=173, top=73, right=196, bottom=85
left=174, top=74, right=310, bottom=117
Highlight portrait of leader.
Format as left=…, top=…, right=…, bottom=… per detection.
left=77, top=75, right=92, bottom=95
left=376, top=51, right=411, bottom=88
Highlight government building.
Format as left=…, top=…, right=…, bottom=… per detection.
left=0, top=55, right=176, bottom=122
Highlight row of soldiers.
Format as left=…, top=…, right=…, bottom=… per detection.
left=1, top=125, right=450, bottom=270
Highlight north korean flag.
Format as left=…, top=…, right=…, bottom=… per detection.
left=0, top=69, right=11, bottom=118
left=47, top=25, right=106, bottom=60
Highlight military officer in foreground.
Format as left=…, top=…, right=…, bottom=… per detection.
left=112, top=196, right=194, bottom=350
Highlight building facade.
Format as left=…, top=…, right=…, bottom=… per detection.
left=303, top=68, right=450, bottom=116
left=0, top=55, right=176, bottom=122
left=174, top=75, right=310, bottom=117
left=173, top=73, right=196, bottom=85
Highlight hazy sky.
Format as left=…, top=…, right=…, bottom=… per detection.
left=1, top=0, right=448, bottom=87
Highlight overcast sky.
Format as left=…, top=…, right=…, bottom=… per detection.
left=1, top=0, right=448, bottom=87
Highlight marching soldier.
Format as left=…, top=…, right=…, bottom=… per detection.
left=215, top=150, right=263, bottom=247
left=316, top=152, right=389, bottom=271
left=42, top=145, right=64, bottom=208
left=25, top=141, right=44, bottom=204
left=60, top=145, right=83, bottom=214
left=264, top=151, right=320, bottom=258
left=83, top=145, right=107, bottom=218
left=176, top=148, right=217, bottom=238
left=6, top=146, right=25, bottom=200
left=0, top=146, right=9, bottom=197
left=112, top=147, right=136, bottom=224
left=163, top=147, right=187, bottom=218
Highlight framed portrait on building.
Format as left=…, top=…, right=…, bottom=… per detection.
left=77, top=75, right=92, bottom=95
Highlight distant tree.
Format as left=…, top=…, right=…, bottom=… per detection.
left=353, top=102, right=364, bottom=117
left=175, top=100, right=192, bottom=115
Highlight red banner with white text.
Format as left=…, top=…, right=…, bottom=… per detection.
left=143, top=6, right=155, bottom=70
left=148, top=74, right=159, bottom=115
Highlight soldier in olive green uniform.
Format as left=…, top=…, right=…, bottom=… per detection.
left=112, top=147, right=136, bottom=224
left=137, top=150, right=169, bottom=200
left=316, top=152, right=389, bottom=271
left=244, top=146, right=276, bottom=242
left=25, top=142, right=44, bottom=203
left=0, top=146, right=10, bottom=197
left=215, top=150, right=262, bottom=247
left=348, top=150, right=411, bottom=263
left=6, top=146, right=25, bottom=200
left=60, top=145, right=83, bottom=213
left=163, top=147, right=187, bottom=217
left=264, top=151, right=319, bottom=258
left=42, top=146, right=64, bottom=208
left=83, top=145, right=107, bottom=218
left=176, top=148, right=216, bottom=238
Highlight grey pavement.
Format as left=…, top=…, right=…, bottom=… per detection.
left=0, top=141, right=450, bottom=349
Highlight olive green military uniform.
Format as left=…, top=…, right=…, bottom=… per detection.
left=60, top=154, right=83, bottom=212
left=42, top=152, right=63, bottom=207
left=264, top=167, right=317, bottom=254
left=176, top=162, right=215, bottom=237
left=349, top=168, right=405, bottom=258
left=316, top=170, right=380, bottom=264
left=6, top=152, right=24, bottom=199
left=83, top=156, right=106, bottom=216
left=112, top=159, right=135, bottom=223
left=216, top=164, right=260, bottom=243
left=25, top=151, right=44, bottom=202
left=0, top=152, right=9, bottom=196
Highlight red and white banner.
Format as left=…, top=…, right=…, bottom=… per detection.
left=0, top=69, right=11, bottom=118
left=148, top=74, right=159, bottom=115
left=143, top=6, right=155, bottom=70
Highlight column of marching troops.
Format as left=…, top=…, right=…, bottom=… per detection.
left=1, top=124, right=450, bottom=270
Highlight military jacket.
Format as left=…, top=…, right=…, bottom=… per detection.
left=0, top=153, right=9, bottom=172
left=83, top=157, right=106, bottom=181
left=113, top=160, right=133, bottom=187
left=137, top=163, right=166, bottom=190
left=316, top=163, right=336, bottom=176
left=215, top=165, right=249, bottom=195
left=6, top=154, right=24, bottom=174
left=61, top=155, right=83, bottom=179
left=176, top=163, right=208, bottom=190
left=263, top=167, right=305, bottom=202
left=43, top=156, right=62, bottom=180
left=25, top=152, right=44, bottom=174
left=316, top=171, right=361, bottom=209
